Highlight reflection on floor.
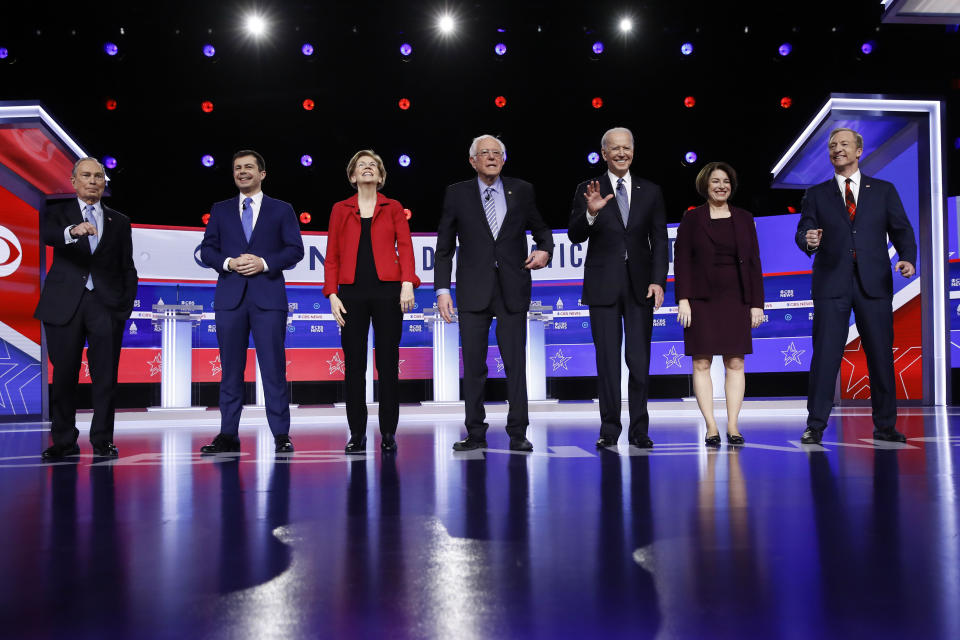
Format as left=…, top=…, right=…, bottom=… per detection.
left=0, top=403, right=958, bottom=639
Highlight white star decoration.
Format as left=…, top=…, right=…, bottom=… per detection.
left=782, top=341, right=805, bottom=366
left=81, top=357, right=90, bottom=379
left=147, top=353, right=163, bottom=376
left=494, top=356, right=505, bottom=372
left=550, top=349, right=572, bottom=371
left=662, top=345, right=683, bottom=368
left=327, top=352, right=346, bottom=375
left=209, top=355, right=222, bottom=376
left=397, top=359, right=405, bottom=375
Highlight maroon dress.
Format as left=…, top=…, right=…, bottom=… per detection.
left=683, top=217, right=752, bottom=356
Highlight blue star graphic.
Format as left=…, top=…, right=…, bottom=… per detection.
left=662, top=345, right=683, bottom=368
left=550, top=349, right=572, bottom=371
left=782, top=341, right=805, bottom=366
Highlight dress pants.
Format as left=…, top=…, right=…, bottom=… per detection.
left=589, top=261, right=654, bottom=441
left=807, top=270, right=897, bottom=432
left=339, top=289, right=403, bottom=437
left=215, top=290, right=290, bottom=436
left=45, top=289, right=126, bottom=447
left=459, top=279, right=528, bottom=439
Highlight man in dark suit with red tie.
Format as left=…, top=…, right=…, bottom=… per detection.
left=35, top=157, right=138, bottom=459
left=568, top=127, right=669, bottom=449
left=795, top=127, right=917, bottom=444
left=199, top=150, right=304, bottom=454
left=435, top=134, right=554, bottom=452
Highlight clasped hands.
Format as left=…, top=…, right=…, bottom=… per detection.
left=677, top=299, right=764, bottom=329
left=805, top=228, right=915, bottom=277
left=228, top=254, right=265, bottom=276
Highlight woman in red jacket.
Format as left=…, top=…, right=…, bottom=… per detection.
left=324, top=150, right=420, bottom=454
left=673, top=162, right=764, bottom=446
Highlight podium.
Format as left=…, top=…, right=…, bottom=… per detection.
left=526, top=303, right=553, bottom=401
left=424, top=305, right=461, bottom=402
left=150, top=304, right=202, bottom=409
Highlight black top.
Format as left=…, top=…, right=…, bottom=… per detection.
left=708, top=216, right=737, bottom=265
left=340, top=216, right=400, bottom=298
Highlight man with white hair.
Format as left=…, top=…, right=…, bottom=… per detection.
left=435, top=134, right=554, bottom=451
left=568, top=127, right=668, bottom=449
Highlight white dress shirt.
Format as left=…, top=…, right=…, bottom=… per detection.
left=835, top=170, right=861, bottom=205
left=223, top=191, right=269, bottom=272
left=63, top=198, right=103, bottom=244
left=586, top=171, right=631, bottom=225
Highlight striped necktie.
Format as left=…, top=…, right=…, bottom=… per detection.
left=483, top=187, right=499, bottom=238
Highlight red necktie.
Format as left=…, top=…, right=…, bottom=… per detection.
left=845, top=178, right=856, bottom=222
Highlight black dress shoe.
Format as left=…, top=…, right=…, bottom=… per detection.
left=452, top=436, right=487, bottom=451
left=595, top=436, right=617, bottom=448
left=726, top=433, right=745, bottom=446
left=705, top=433, right=722, bottom=447
left=275, top=435, right=294, bottom=453
left=800, top=428, right=822, bottom=444
left=41, top=444, right=80, bottom=460
left=200, top=433, right=241, bottom=454
left=381, top=433, right=398, bottom=453
left=92, top=442, right=119, bottom=457
left=629, top=435, right=654, bottom=449
left=509, top=436, right=533, bottom=452
left=873, top=428, right=907, bottom=443
left=345, top=435, right=367, bottom=454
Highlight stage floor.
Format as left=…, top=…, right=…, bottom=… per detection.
left=1, top=401, right=958, bottom=639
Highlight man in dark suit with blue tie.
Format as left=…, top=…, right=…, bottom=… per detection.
left=568, top=127, right=669, bottom=449
left=435, top=134, right=554, bottom=452
left=199, top=150, right=304, bottom=453
left=795, top=128, right=916, bottom=444
left=36, top=157, right=138, bottom=459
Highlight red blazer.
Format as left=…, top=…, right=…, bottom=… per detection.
left=673, top=204, right=764, bottom=308
left=323, top=192, right=421, bottom=297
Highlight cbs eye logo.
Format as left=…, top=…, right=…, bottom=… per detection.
left=0, top=226, right=23, bottom=278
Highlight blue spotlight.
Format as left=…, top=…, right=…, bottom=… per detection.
left=684, top=151, right=698, bottom=164
left=494, top=43, right=507, bottom=56
left=398, top=154, right=411, bottom=167
left=0, top=48, right=8, bottom=59
left=301, top=43, right=314, bottom=56
left=202, top=44, right=216, bottom=57
left=399, top=43, right=412, bottom=56
left=861, top=41, right=874, bottom=55
left=778, top=43, right=792, bottom=56
left=201, top=155, right=215, bottom=167
left=681, top=42, right=694, bottom=55
left=103, top=156, right=117, bottom=170
left=104, top=42, right=118, bottom=56
left=587, top=152, right=600, bottom=165
left=300, top=154, right=313, bottom=167
left=592, top=41, right=604, bottom=55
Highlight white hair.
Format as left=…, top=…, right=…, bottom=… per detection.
left=71, top=156, right=107, bottom=178
left=468, top=134, right=507, bottom=159
left=601, top=127, right=634, bottom=149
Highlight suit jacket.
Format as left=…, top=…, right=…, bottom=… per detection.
left=568, top=173, right=669, bottom=306
left=795, top=175, right=917, bottom=299
left=323, top=192, right=421, bottom=297
left=34, top=199, right=138, bottom=325
left=200, top=194, right=305, bottom=311
left=434, top=177, right=554, bottom=313
left=673, top=204, right=764, bottom=308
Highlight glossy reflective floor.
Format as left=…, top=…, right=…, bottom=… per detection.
left=1, top=403, right=958, bottom=639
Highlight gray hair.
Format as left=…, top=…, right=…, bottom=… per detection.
left=71, top=156, right=107, bottom=179
left=468, top=135, right=507, bottom=159
left=828, top=127, right=864, bottom=150
left=601, top=127, right=634, bottom=149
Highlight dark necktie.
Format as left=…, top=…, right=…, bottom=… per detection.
left=845, top=178, right=856, bottom=222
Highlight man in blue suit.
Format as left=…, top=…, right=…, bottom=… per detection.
left=795, top=128, right=916, bottom=444
left=199, top=150, right=304, bottom=453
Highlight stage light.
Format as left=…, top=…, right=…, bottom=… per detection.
left=861, top=41, right=874, bottom=54
left=0, top=48, right=8, bottom=59
left=684, top=96, right=696, bottom=108
left=592, top=41, right=604, bottom=55
left=495, top=95, right=507, bottom=108
left=201, top=100, right=214, bottom=113
left=403, top=208, right=412, bottom=220
left=202, top=213, right=211, bottom=225
left=681, top=42, right=694, bottom=55
left=400, top=43, right=412, bottom=56
left=684, top=151, right=697, bottom=164
left=245, top=15, right=267, bottom=37
left=687, top=206, right=697, bottom=211
left=438, top=15, right=455, bottom=34
left=302, top=99, right=315, bottom=111
left=494, top=43, right=507, bottom=56
left=398, top=98, right=411, bottom=110
left=103, top=156, right=117, bottom=169
left=300, top=155, right=313, bottom=167
left=398, top=154, right=411, bottom=167
left=787, top=206, right=797, bottom=214
left=955, top=137, right=960, bottom=150
left=201, top=155, right=215, bottom=167
left=202, top=44, right=216, bottom=57
left=619, top=18, right=633, bottom=33
left=301, top=43, right=314, bottom=56
left=105, top=99, right=118, bottom=111
left=592, top=97, right=603, bottom=109
left=104, top=42, right=118, bottom=56
left=588, top=152, right=600, bottom=164
left=778, top=43, right=792, bottom=56
left=780, top=96, right=793, bottom=108
left=299, top=212, right=311, bottom=224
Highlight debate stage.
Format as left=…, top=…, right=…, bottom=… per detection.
left=1, top=400, right=958, bottom=639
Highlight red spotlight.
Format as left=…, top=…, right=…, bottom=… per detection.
left=299, top=211, right=312, bottom=224
left=302, top=99, right=315, bottom=111
left=398, top=98, right=411, bottom=110
left=780, top=96, right=793, bottom=109
left=403, top=208, right=412, bottom=220
left=202, top=213, right=211, bottom=225
left=201, top=100, right=214, bottom=113
left=494, top=95, right=507, bottom=108
left=105, top=99, right=117, bottom=111
left=787, top=205, right=797, bottom=214
left=591, top=97, right=603, bottom=109
left=686, top=206, right=697, bottom=211
left=683, top=96, right=696, bottom=108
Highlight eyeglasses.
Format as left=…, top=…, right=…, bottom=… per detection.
left=475, top=149, right=503, bottom=158
left=355, top=161, right=379, bottom=169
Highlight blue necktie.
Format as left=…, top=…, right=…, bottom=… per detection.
left=615, top=178, right=629, bottom=226
left=483, top=187, right=499, bottom=238
left=241, top=197, right=253, bottom=242
left=84, top=204, right=97, bottom=290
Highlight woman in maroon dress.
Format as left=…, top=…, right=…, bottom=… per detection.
left=673, top=162, right=764, bottom=445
